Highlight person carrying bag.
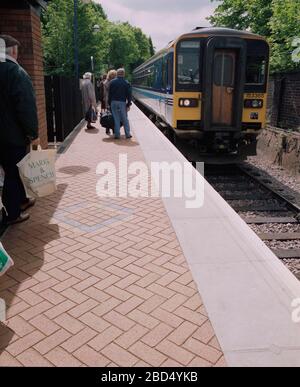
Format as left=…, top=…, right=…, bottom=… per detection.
left=0, top=34, right=40, bottom=225
left=81, top=72, right=97, bottom=130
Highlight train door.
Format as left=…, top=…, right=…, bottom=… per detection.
left=203, top=37, right=246, bottom=132
left=212, top=50, right=236, bottom=126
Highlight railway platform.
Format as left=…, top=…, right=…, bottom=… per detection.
left=0, top=105, right=300, bottom=367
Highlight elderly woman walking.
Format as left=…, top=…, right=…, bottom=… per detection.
left=102, top=69, right=117, bottom=135
left=81, top=72, right=97, bottom=130
left=103, top=69, right=117, bottom=109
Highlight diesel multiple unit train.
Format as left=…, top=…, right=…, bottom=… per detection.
left=132, top=27, right=270, bottom=159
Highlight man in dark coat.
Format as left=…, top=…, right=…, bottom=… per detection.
left=0, top=35, right=40, bottom=225
left=108, top=68, right=132, bottom=140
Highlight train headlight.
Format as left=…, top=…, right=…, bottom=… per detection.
left=179, top=98, right=198, bottom=108
left=244, top=99, right=264, bottom=109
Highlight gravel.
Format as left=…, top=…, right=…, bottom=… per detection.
left=239, top=211, right=294, bottom=218
left=283, top=260, right=300, bottom=280
left=247, top=156, right=300, bottom=195
left=265, top=240, right=300, bottom=250
left=246, top=155, right=300, bottom=281
left=250, top=223, right=300, bottom=234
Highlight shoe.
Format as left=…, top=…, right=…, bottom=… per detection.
left=5, top=213, right=30, bottom=226
left=87, top=125, right=96, bottom=130
left=114, top=136, right=120, bottom=140
left=126, top=135, right=133, bottom=139
left=21, top=198, right=36, bottom=212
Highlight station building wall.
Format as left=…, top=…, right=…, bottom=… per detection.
left=0, top=2, right=48, bottom=148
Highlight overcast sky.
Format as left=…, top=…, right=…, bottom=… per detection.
left=95, top=0, right=217, bottom=51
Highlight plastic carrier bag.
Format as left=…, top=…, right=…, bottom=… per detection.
left=0, top=242, right=14, bottom=277
left=17, top=146, right=57, bottom=198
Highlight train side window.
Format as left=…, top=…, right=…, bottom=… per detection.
left=167, top=54, right=173, bottom=93
left=177, top=40, right=200, bottom=88
left=147, top=67, right=153, bottom=88
left=162, top=58, right=166, bottom=90
left=246, top=56, right=266, bottom=85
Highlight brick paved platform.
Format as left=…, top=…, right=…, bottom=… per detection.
left=0, top=113, right=226, bottom=367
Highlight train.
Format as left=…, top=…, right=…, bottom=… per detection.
left=132, top=27, right=270, bottom=160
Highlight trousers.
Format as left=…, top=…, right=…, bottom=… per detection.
left=0, top=145, right=27, bottom=221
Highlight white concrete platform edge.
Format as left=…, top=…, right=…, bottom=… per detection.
left=129, top=104, right=300, bottom=367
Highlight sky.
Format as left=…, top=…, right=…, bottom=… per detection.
left=95, top=0, right=217, bottom=51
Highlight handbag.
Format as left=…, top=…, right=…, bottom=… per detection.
left=100, top=111, right=115, bottom=130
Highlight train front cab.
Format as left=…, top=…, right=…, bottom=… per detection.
left=173, top=31, right=269, bottom=157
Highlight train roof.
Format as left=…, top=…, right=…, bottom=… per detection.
left=171, top=27, right=266, bottom=47
left=134, top=27, right=266, bottom=73
left=187, top=27, right=264, bottom=39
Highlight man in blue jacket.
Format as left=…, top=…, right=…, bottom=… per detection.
left=108, top=68, right=132, bottom=140
left=0, top=35, right=40, bottom=225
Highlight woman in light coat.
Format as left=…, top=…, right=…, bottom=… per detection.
left=81, top=72, right=97, bottom=129
left=103, top=69, right=117, bottom=110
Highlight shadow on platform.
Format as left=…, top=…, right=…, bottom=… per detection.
left=0, top=183, right=68, bottom=352
left=0, top=322, right=14, bottom=356
left=102, top=137, right=139, bottom=147
left=85, top=128, right=99, bottom=134
left=58, top=166, right=91, bottom=176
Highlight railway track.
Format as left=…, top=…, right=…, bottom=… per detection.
left=204, top=163, right=300, bottom=280
left=135, top=102, right=300, bottom=280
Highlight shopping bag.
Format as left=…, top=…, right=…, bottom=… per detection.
left=17, top=146, right=57, bottom=198
left=0, top=242, right=14, bottom=277
left=92, top=108, right=97, bottom=123
left=85, top=106, right=97, bottom=123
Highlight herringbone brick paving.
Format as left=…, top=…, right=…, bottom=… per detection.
left=0, top=116, right=226, bottom=367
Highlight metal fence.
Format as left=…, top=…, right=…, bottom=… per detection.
left=45, top=76, right=83, bottom=142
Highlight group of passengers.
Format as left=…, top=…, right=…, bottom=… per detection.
left=0, top=32, right=133, bottom=226
left=82, top=68, right=132, bottom=140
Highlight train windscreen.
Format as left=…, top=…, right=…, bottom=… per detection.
left=176, top=40, right=201, bottom=90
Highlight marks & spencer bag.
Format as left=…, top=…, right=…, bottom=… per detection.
left=17, top=146, right=57, bottom=198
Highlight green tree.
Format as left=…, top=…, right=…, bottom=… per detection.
left=42, top=0, right=152, bottom=79
left=105, top=22, right=139, bottom=73
left=130, top=26, right=151, bottom=71
left=77, top=1, right=109, bottom=76
left=42, top=0, right=108, bottom=76
left=208, top=0, right=273, bottom=37
left=269, top=0, right=300, bottom=72
left=104, top=22, right=152, bottom=79
left=208, top=0, right=300, bottom=72
left=42, top=0, right=74, bottom=76
left=209, top=0, right=250, bottom=31
left=89, top=1, right=107, bottom=20
left=148, top=36, right=155, bottom=56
